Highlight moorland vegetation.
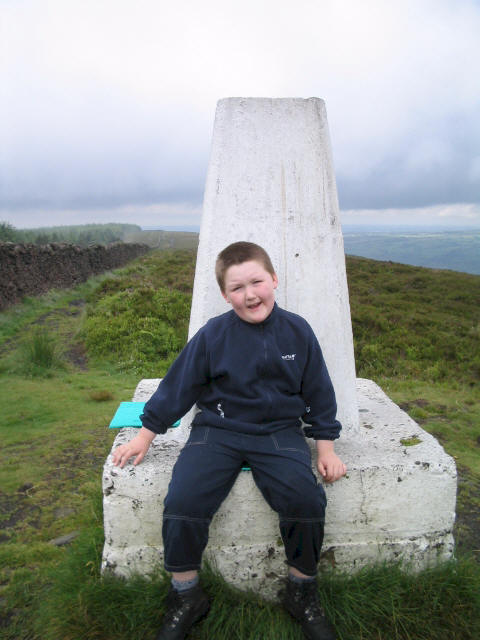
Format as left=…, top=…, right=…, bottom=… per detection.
left=0, top=249, right=479, bottom=639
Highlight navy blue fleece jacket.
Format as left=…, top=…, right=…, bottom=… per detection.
left=140, top=303, right=341, bottom=440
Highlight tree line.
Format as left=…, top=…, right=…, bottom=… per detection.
left=0, top=221, right=142, bottom=246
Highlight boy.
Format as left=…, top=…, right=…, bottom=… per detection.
left=112, top=241, right=346, bottom=640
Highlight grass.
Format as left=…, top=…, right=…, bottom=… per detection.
left=0, top=274, right=110, bottom=346
left=79, top=250, right=194, bottom=376
left=0, top=371, right=134, bottom=497
left=17, top=327, right=65, bottom=376
left=0, top=248, right=479, bottom=639
left=4, top=507, right=479, bottom=639
left=347, top=256, right=480, bottom=383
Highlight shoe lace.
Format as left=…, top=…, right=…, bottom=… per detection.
left=162, top=589, right=185, bottom=628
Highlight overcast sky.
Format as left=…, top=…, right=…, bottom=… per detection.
left=1, top=0, right=479, bottom=230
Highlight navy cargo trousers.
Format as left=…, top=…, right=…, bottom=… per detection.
left=162, top=424, right=327, bottom=577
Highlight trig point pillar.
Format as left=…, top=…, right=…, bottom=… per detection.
left=102, top=98, right=456, bottom=601
left=187, top=97, right=358, bottom=438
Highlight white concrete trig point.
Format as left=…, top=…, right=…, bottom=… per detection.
left=102, top=98, right=457, bottom=601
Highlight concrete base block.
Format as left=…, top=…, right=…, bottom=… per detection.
left=102, top=378, right=456, bottom=601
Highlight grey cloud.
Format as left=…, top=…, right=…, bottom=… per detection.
left=2, top=0, right=479, bottom=226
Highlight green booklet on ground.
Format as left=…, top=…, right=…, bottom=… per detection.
left=109, top=402, right=180, bottom=429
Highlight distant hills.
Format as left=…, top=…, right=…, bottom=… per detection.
left=342, top=230, right=480, bottom=275
left=123, top=229, right=199, bottom=250
left=132, top=226, right=480, bottom=276
left=2, top=221, right=479, bottom=275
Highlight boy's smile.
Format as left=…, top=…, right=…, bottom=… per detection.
left=222, top=260, right=278, bottom=324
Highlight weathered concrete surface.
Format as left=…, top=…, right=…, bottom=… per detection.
left=187, top=97, right=358, bottom=436
left=102, top=378, right=456, bottom=601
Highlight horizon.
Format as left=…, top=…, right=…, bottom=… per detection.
left=2, top=219, right=479, bottom=276
left=4, top=221, right=480, bottom=234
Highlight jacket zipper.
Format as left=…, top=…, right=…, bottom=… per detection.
left=261, top=325, right=273, bottom=416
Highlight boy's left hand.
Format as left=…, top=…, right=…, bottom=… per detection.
left=316, top=440, right=347, bottom=483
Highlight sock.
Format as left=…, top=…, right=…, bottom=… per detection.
left=288, top=572, right=316, bottom=584
left=172, top=575, right=199, bottom=592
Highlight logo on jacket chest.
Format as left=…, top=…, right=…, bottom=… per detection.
left=281, top=353, right=296, bottom=361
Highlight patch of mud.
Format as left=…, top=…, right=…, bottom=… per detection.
left=44, top=446, right=107, bottom=485
left=67, top=298, right=84, bottom=308
left=64, top=342, right=88, bottom=370
left=36, top=302, right=89, bottom=369
left=0, top=490, right=42, bottom=541
left=0, top=301, right=89, bottom=371
left=399, top=399, right=449, bottom=425
left=399, top=398, right=429, bottom=409
left=0, top=442, right=107, bottom=543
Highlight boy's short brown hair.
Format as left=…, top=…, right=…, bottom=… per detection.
left=215, top=241, right=276, bottom=292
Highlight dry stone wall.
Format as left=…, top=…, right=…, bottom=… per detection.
left=0, top=242, right=150, bottom=311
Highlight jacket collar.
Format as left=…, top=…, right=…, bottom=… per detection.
left=234, top=302, right=278, bottom=327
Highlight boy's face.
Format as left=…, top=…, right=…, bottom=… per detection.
left=222, top=260, right=278, bottom=324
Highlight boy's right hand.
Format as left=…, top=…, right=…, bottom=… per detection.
left=112, top=427, right=156, bottom=468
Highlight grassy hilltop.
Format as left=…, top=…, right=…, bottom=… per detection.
left=0, top=249, right=479, bottom=639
